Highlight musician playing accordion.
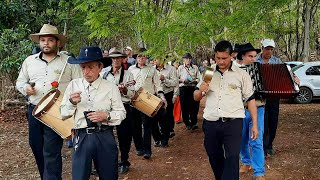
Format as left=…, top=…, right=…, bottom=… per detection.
left=234, top=43, right=266, bottom=180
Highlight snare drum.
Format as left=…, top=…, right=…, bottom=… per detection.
left=32, top=89, right=74, bottom=139
left=131, top=87, right=163, bottom=117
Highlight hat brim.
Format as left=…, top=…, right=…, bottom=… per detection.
left=68, top=56, right=110, bottom=68
left=29, top=33, right=66, bottom=48
left=237, top=49, right=261, bottom=60
left=107, top=54, right=127, bottom=58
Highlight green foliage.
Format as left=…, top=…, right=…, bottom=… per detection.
left=0, top=25, right=33, bottom=83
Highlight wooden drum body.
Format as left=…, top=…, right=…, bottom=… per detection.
left=32, top=89, right=74, bottom=139
left=131, top=87, right=163, bottom=117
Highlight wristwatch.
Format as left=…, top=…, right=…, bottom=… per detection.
left=107, top=115, right=111, bottom=121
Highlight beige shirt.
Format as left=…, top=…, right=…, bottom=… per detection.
left=128, top=64, right=163, bottom=95
left=101, top=66, right=135, bottom=103
left=154, top=64, right=178, bottom=94
left=197, top=63, right=254, bottom=121
left=60, top=76, right=126, bottom=129
left=16, top=52, right=82, bottom=105
left=177, top=64, right=201, bottom=87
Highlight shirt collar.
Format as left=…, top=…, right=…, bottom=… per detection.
left=36, top=51, right=61, bottom=63
left=83, top=75, right=102, bottom=90
left=215, top=61, right=234, bottom=72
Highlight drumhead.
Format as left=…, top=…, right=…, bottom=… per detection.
left=33, top=89, right=61, bottom=117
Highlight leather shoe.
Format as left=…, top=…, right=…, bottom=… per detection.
left=239, top=165, right=252, bottom=173
left=119, top=165, right=129, bottom=174
left=186, top=126, right=192, bottom=130
left=136, top=150, right=144, bottom=156
left=266, top=149, right=276, bottom=155
left=143, top=153, right=151, bottom=159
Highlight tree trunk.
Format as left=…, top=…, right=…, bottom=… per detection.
left=302, top=2, right=311, bottom=63
left=295, top=0, right=300, bottom=61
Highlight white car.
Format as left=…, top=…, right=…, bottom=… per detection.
left=292, top=61, right=320, bottom=103
left=285, top=61, right=303, bottom=68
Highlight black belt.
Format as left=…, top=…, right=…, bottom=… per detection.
left=76, top=125, right=113, bottom=134
left=218, top=117, right=237, bottom=122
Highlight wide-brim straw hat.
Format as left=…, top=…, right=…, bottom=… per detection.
left=108, top=50, right=128, bottom=58
left=29, top=24, right=66, bottom=47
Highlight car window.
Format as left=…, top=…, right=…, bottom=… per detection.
left=292, top=64, right=304, bottom=72
left=305, top=66, right=320, bottom=75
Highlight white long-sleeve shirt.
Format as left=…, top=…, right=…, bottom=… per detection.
left=16, top=52, right=82, bottom=105
left=60, top=76, right=126, bottom=129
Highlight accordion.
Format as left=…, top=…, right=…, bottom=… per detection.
left=240, top=62, right=299, bottom=98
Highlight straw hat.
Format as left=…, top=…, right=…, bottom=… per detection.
left=29, top=24, right=66, bottom=47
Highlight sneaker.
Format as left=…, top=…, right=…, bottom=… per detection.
left=191, top=125, right=198, bottom=130
left=136, top=150, right=144, bottom=156
left=266, top=149, right=276, bottom=155
left=119, top=165, right=129, bottom=174
left=169, top=132, right=175, bottom=138
left=239, top=165, right=252, bottom=173
left=143, top=153, right=151, bottom=159
left=254, top=176, right=265, bottom=180
left=154, top=141, right=161, bottom=147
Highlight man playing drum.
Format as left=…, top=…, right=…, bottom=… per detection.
left=60, top=46, right=126, bottom=179
left=102, top=50, right=135, bottom=174
left=128, top=49, right=167, bottom=159
left=152, top=58, right=178, bottom=147
left=16, top=24, right=82, bottom=180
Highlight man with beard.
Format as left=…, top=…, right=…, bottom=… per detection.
left=16, top=24, right=82, bottom=179
left=102, top=50, right=135, bottom=174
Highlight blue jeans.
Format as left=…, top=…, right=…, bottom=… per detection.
left=240, top=107, right=265, bottom=176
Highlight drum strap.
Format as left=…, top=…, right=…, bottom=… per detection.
left=103, top=65, right=125, bottom=84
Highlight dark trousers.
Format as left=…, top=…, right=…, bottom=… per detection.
left=72, top=129, right=118, bottom=180
left=116, top=104, right=133, bottom=166
left=132, top=108, right=154, bottom=154
left=27, top=105, right=63, bottom=180
left=152, top=108, right=169, bottom=145
left=263, top=98, right=280, bottom=151
left=203, top=118, right=243, bottom=180
left=179, top=86, right=199, bottom=127
left=165, top=92, right=175, bottom=133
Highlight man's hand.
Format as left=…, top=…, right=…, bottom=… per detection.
left=26, top=85, right=36, bottom=96
left=251, top=125, right=259, bottom=140
left=199, top=82, right=209, bottom=92
left=172, top=95, right=177, bottom=104
left=160, top=74, right=165, bottom=81
left=162, top=99, right=168, bottom=109
left=69, top=91, right=82, bottom=105
left=118, top=83, right=128, bottom=95
left=87, top=111, right=109, bottom=123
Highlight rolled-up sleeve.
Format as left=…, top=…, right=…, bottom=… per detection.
left=60, top=81, right=77, bottom=120
left=16, top=61, right=30, bottom=96
left=108, top=86, right=126, bottom=126
left=241, top=72, right=254, bottom=101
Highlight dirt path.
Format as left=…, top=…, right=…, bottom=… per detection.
left=0, top=101, right=319, bottom=180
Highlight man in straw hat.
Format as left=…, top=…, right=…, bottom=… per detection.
left=102, top=50, right=135, bottom=174
left=16, top=24, right=82, bottom=179
left=60, top=46, right=126, bottom=179
left=236, top=43, right=265, bottom=180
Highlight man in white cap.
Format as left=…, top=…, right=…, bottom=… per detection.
left=256, top=39, right=282, bottom=156
left=124, top=46, right=136, bottom=65
left=16, top=24, right=82, bottom=179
